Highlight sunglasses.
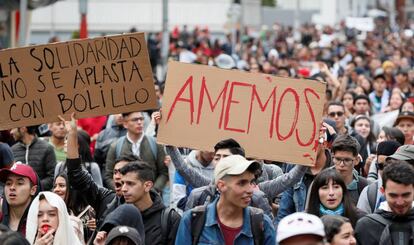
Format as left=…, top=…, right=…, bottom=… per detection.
left=328, top=111, right=344, bottom=117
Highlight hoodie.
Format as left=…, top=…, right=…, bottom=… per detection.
left=355, top=202, right=414, bottom=245
left=141, top=190, right=180, bottom=245
left=171, top=150, right=214, bottom=205
left=26, top=191, right=82, bottom=245
left=100, top=204, right=145, bottom=244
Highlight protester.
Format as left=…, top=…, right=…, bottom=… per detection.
left=355, top=161, right=414, bottom=245
left=306, top=168, right=364, bottom=227
left=53, top=172, right=95, bottom=241
left=394, top=111, right=414, bottom=145
left=277, top=212, right=325, bottom=245
left=93, top=204, right=145, bottom=245
left=357, top=141, right=401, bottom=214
left=54, top=134, right=102, bottom=187
left=94, top=114, right=126, bottom=170
left=184, top=139, right=274, bottom=218
left=331, top=135, right=368, bottom=204
left=26, top=191, right=82, bottom=245
left=327, top=101, right=349, bottom=135
left=0, top=163, right=41, bottom=235
left=175, top=155, right=276, bottom=244
left=276, top=123, right=333, bottom=225
left=321, top=215, right=356, bottom=245
left=105, top=112, right=168, bottom=192
left=369, top=71, right=389, bottom=114
left=10, top=126, right=57, bottom=190
left=119, top=162, right=181, bottom=244
left=112, top=155, right=139, bottom=197
left=171, top=149, right=214, bottom=209
left=104, top=226, right=143, bottom=245
left=47, top=121, right=68, bottom=164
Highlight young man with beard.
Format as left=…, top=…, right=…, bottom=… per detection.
left=48, top=121, right=68, bottom=164
left=175, top=155, right=275, bottom=244
left=0, top=163, right=40, bottom=235
left=105, top=112, right=167, bottom=192
left=10, top=125, right=56, bottom=190
left=355, top=161, right=414, bottom=245
left=120, top=162, right=181, bottom=245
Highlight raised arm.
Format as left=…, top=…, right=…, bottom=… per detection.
left=165, top=146, right=211, bottom=188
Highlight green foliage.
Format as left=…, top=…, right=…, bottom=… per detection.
left=261, top=0, right=275, bottom=7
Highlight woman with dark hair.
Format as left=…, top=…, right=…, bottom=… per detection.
left=53, top=173, right=95, bottom=243
left=54, top=135, right=102, bottom=186
left=321, top=215, right=356, bottom=245
left=377, top=126, right=405, bottom=145
left=341, top=90, right=356, bottom=117
left=350, top=115, right=377, bottom=176
left=306, top=168, right=364, bottom=227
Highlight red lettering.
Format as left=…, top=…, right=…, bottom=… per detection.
left=223, top=82, right=252, bottom=133
left=247, top=85, right=277, bottom=137
left=196, top=77, right=229, bottom=129
left=275, top=88, right=299, bottom=141
left=166, top=75, right=195, bottom=124
left=296, top=88, right=320, bottom=146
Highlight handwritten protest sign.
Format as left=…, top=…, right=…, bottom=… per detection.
left=158, top=61, right=326, bottom=166
left=0, top=33, right=157, bottom=130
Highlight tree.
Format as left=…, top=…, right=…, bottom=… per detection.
left=262, top=0, right=275, bottom=7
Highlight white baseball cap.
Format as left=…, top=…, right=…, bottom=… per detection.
left=277, top=212, right=325, bottom=243
left=214, top=155, right=260, bottom=184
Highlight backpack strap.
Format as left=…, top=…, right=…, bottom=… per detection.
left=367, top=182, right=378, bottom=213
left=191, top=205, right=207, bottom=245
left=115, top=136, right=126, bottom=160
left=357, top=176, right=368, bottom=195
left=195, top=187, right=215, bottom=207
left=161, top=207, right=176, bottom=244
left=249, top=207, right=264, bottom=245
left=366, top=213, right=392, bottom=226
left=145, top=135, right=158, bottom=160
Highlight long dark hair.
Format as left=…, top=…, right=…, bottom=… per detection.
left=307, top=168, right=359, bottom=227
left=54, top=173, right=88, bottom=216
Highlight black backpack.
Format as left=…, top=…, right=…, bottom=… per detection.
left=190, top=205, right=264, bottom=245
left=367, top=214, right=414, bottom=245
left=160, top=207, right=181, bottom=245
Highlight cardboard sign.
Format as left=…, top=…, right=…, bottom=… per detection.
left=158, top=61, right=326, bottom=166
left=0, top=33, right=157, bottom=130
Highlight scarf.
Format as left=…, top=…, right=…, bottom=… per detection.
left=319, top=203, right=344, bottom=216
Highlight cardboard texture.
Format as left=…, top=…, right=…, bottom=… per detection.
left=158, top=61, right=326, bottom=166
left=0, top=33, right=157, bottom=130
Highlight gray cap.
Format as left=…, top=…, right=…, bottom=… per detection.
left=386, top=145, right=414, bottom=161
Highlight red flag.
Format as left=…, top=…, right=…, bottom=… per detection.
left=79, top=14, right=88, bottom=39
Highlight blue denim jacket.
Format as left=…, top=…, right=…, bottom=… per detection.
left=175, top=198, right=276, bottom=245
left=274, top=177, right=307, bottom=227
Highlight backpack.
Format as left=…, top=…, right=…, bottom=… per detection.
left=191, top=205, right=264, bottom=245
left=367, top=213, right=414, bottom=245
left=367, top=182, right=379, bottom=213
left=115, top=135, right=158, bottom=160
left=357, top=176, right=368, bottom=195
left=161, top=207, right=181, bottom=244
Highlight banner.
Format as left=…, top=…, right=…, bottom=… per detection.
left=158, top=61, right=326, bottom=166
left=0, top=32, right=157, bottom=130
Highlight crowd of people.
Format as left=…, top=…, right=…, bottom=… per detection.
left=0, top=17, right=413, bottom=245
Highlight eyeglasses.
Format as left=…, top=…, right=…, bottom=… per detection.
left=332, top=157, right=354, bottom=166
left=328, top=111, right=344, bottom=117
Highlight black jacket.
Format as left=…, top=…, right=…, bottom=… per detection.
left=355, top=207, right=414, bottom=245
left=141, top=190, right=181, bottom=245
left=66, top=158, right=121, bottom=230
left=11, top=137, right=56, bottom=190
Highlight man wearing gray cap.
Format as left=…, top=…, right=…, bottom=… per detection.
left=175, top=155, right=276, bottom=244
